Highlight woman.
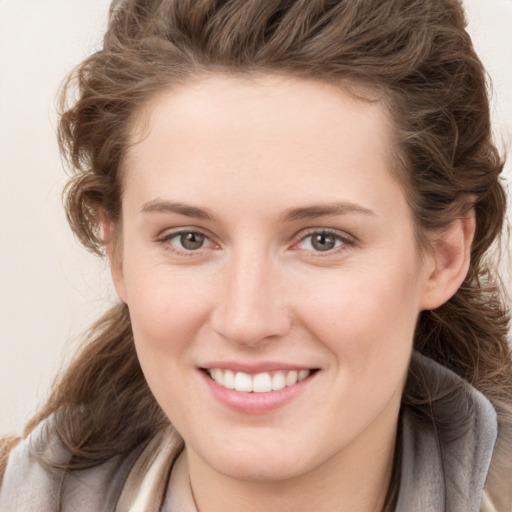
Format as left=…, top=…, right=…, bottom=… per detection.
left=1, top=0, right=511, bottom=510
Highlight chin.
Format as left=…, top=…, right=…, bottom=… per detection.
left=197, top=438, right=321, bottom=483
left=216, top=458, right=308, bottom=483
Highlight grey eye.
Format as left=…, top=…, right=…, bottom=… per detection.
left=310, top=233, right=337, bottom=251
left=180, top=232, right=206, bottom=250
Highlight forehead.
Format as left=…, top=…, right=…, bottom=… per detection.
left=123, top=74, right=404, bottom=218
left=127, top=73, right=394, bottom=163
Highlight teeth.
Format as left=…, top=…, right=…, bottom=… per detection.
left=285, top=370, right=298, bottom=387
left=234, top=372, right=253, bottom=392
left=208, top=369, right=311, bottom=393
left=271, top=371, right=286, bottom=391
left=224, top=370, right=235, bottom=390
left=298, top=370, right=309, bottom=381
left=253, top=373, right=272, bottom=393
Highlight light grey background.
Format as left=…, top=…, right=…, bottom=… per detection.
left=1, top=0, right=511, bottom=434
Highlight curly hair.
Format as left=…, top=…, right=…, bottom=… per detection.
left=2, top=1, right=510, bottom=509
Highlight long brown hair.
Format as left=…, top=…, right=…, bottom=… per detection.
left=1, top=0, right=510, bottom=508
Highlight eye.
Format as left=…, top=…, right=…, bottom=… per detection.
left=176, top=232, right=206, bottom=250
left=158, top=230, right=214, bottom=253
left=296, top=230, right=349, bottom=253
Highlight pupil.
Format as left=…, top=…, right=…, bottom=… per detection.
left=181, top=232, right=204, bottom=250
left=312, top=234, right=335, bottom=251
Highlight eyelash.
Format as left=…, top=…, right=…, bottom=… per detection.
left=156, top=228, right=355, bottom=256
left=292, top=229, right=354, bottom=256
left=156, top=229, right=216, bottom=256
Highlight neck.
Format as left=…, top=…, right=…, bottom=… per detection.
left=185, top=421, right=398, bottom=512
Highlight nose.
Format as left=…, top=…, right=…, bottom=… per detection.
left=209, top=250, right=292, bottom=348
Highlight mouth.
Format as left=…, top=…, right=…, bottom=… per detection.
left=199, top=364, right=320, bottom=414
left=202, top=368, right=318, bottom=393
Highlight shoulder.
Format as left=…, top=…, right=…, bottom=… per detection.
left=397, top=352, right=498, bottom=512
left=0, top=416, right=147, bottom=512
left=0, top=419, right=63, bottom=511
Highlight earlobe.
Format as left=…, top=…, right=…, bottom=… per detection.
left=100, top=215, right=127, bottom=304
left=419, top=209, right=476, bottom=310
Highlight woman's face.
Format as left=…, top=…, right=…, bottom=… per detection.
left=114, top=74, right=435, bottom=483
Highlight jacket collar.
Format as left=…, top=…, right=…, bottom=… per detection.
left=395, top=351, right=498, bottom=512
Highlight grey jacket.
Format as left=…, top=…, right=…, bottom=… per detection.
left=0, top=352, right=498, bottom=511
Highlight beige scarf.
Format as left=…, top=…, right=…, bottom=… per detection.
left=116, top=426, right=188, bottom=512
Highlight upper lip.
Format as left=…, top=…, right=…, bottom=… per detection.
left=200, top=361, right=317, bottom=374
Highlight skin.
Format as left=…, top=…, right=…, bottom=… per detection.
left=109, top=74, right=474, bottom=512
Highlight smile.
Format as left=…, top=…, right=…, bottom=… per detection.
left=207, top=369, right=311, bottom=393
left=201, top=365, right=319, bottom=413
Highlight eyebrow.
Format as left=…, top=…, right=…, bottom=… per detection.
left=141, top=200, right=213, bottom=220
left=141, top=199, right=375, bottom=222
left=280, top=202, right=375, bottom=222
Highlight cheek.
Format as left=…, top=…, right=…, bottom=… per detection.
left=123, top=265, right=211, bottom=359
left=297, top=257, right=422, bottom=366
left=124, top=271, right=208, bottom=418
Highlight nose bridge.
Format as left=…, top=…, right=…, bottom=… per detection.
left=210, top=245, right=291, bottom=346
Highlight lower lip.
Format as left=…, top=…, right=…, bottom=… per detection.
left=200, top=370, right=316, bottom=414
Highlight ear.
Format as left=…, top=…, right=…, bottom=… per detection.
left=100, top=214, right=127, bottom=304
left=419, top=209, right=476, bottom=310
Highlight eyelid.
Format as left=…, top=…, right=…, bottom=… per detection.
left=156, top=227, right=219, bottom=254
left=290, top=227, right=356, bottom=254
left=155, top=226, right=356, bottom=256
